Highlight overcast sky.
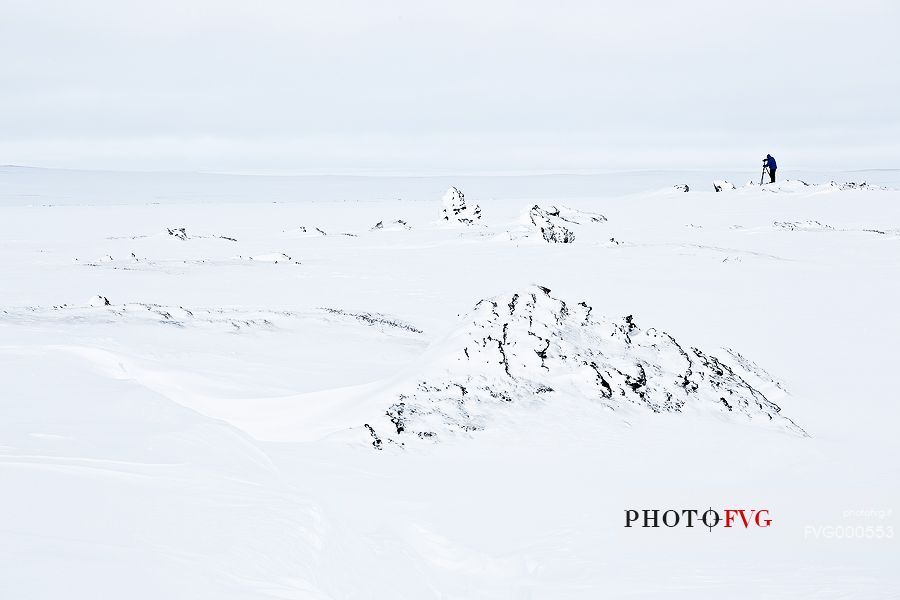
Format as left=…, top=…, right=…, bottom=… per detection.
left=2, top=1, right=898, bottom=173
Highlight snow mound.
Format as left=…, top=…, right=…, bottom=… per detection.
left=713, top=180, right=736, bottom=192
left=363, top=285, right=805, bottom=448
left=441, top=186, right=481, bottom=225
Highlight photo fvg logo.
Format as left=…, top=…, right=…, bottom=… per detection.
left=625, top=508, right=772, bottom=532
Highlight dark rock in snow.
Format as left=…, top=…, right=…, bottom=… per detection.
left=88, top=295, right=111, bottom=307
left=167, top=227, right=189, bottom=240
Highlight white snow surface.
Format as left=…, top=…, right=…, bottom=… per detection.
left=1, top=169, right=899, bottom=598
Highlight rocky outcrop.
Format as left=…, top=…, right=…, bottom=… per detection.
left=371, top=219, right=411, bottom=231
left=713, top=180, right=736, bottom=192
left=441, top=187, right=481, bottom=225
left=88, top=295, right=111, bottom=307
left=525, top=205, right=607, bottom=244
left=6, top=302, right=424, bottom=337
left=675, top=184, right=689, bottom=192
left=529, top=206, right=575, bottom=243
left=363, top=286, right=805, bottom=448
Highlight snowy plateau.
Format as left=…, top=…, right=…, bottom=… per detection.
left=1, top=166, right=899, bottom=598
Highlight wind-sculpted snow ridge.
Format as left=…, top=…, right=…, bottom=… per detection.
left=2, top=302, right=281, bottom=331
left=363, top=285, right=805, bottom=449
left=293, top=225, right=357, bottom=237
left=772, top=220, right=899, bottom=236
left=441, top=186, right=481, bottom=225
left=235, top=252, right=299, bottom=264
left=320, top=307, right=423, bottom=334
left=773, top=220, right=835, bottom=232
left=78, top=252, right=300, bottom=271
left=527, top=205, right=607, bottom=244
left=746, top=180, right=890, bottom=193
left=0, top=302, right=423, bottom=336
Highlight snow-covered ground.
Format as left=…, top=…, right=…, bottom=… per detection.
left=2, top=167, right=899, bottom=598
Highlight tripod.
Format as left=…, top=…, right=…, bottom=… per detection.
left=760, top=162, right=770, bottom=185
